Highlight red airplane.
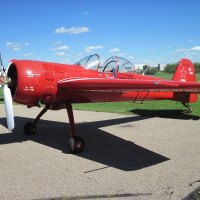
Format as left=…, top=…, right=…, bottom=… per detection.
left=1, top=53, right=200, bottom=153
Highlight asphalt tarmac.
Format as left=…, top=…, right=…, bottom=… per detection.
left=0, top=104, right=200, bottom=200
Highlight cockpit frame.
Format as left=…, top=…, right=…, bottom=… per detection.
left=75, top=54, right=135, bottom=74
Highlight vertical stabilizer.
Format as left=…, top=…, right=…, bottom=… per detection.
left=172, top=58, right=196, bottom=82
left=173, top=58, right=197, bottom=103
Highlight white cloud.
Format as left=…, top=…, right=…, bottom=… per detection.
left=188, top=39, right=197, bottom=43
left=175, top=46, right=200, bottom=53
left=55, top=52, right=65, bottom=56
left=55, top=26, right=89, bottom=34
left=84, top=45, right=103, bottom=53
left=13, top=47, right=21, bottom=51
left=116, top=53, right=127, bottom=57
left=150, top=48, right=161, bottom=52
left=6, top=41, right=29, bottom=51
left=176, top=48, right=186, bottom=52
left=51, top=45, right=69, bottom=51
left=173, top=46, right=200, bottom=61
left=190, top=46, right=200, bottom=51
left=6, top=42, right=21, bottom=51
left=6, top=42, right=11, bottom=45
left=24, top=52, right=35, bottom=56
left=128, top=56, right=135, bottom=60
left=83, top=11, right=89, bottom=16
left=110, top=48, right=120, bottom=53
left=54, top=41, right=63, bottom=45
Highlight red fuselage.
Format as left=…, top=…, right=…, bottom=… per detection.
left=7, top=60, right=194, bottom=110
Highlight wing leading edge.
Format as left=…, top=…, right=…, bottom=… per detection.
left=58, top=78, right=200, bottom=93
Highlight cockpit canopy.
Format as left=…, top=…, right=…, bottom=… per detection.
left=103, top=56, right=135, bottom=73
left=75, top=54, right=100, bottom=71
left=75, top=54, right=135, bottom=73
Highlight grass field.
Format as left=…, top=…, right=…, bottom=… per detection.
left=1, top=72, right=200, bottom=118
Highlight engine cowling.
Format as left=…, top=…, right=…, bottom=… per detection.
left=7, top=60, right=58, bottom=107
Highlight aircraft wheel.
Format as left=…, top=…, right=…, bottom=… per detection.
left=24, top=122, right=37, bottom=135
left=187, top=107, right=192, bottom=113
left=68, top=136, right=85, bottom=153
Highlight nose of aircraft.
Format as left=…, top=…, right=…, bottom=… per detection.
left=0, top=53, right=15, bottom=131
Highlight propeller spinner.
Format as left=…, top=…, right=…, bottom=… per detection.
left=0, top=53, right=15, bottom=131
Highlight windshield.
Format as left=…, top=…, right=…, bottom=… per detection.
left=75, top=54, right=100, bottom=70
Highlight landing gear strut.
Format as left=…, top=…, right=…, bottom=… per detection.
left=66, top=103, right=85, bottom=153
left=182, top=102, right=193, bottom=113
left=24, top=105, right=49, bottom=135
left=24, top=103, right=85, bottom=153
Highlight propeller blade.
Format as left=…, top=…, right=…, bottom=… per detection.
left=0, top=52, right=5, bottom=72
left=3, top=84, right=15, bottom=131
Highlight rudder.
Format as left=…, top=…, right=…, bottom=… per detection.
left=172, top=58, right=196, bottom=82
left=173, top=58, right=197, bottom=103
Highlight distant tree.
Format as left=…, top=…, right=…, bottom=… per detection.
left=135, top=69, right=143, bottom=74
left=157, top=64, right=160, bottom=71
left=146, top=67, right=158, bottom=75
left=164, top=62, right=200, bottom=73
left=140, top=65, right=158, bottom=75
left=143, top=65, right=148, bottom=71
left=194, top=62, right=200, bottom=73
left=164, top=63, right=177, bottom=73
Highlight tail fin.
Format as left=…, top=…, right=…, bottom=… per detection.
left=173, top=58, right=197, bottom=103
left=173, top=58, right=196, bottom=82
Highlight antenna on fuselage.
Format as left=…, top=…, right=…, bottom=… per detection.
left=142, top=65, right=149, bottom=75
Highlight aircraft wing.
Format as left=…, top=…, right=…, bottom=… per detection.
left=58, top=78, right=200, bottom=93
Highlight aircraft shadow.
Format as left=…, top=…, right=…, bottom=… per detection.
left=130, top=109, right=200, bottom=120
left=0, top=115, right=169, bottom=171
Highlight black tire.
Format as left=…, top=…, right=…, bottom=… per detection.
left=24, top=122, right=37, bottom=135
left=68, top=136, right=85, bottom=153
left=187, top=107, right=193, bottom=113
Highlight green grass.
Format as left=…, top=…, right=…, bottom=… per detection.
left=73, top=99, right=200, bottom=118
left=1, top=72, right=200, bottom=117
left=154, top=72, right=173, bottom=79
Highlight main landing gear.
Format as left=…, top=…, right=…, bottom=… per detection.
left=182, top=102, right=193, bottom=113
left=24, top=103, right=85, bottom=153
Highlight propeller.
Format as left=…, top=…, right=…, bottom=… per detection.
left=0, top=53, right=15, bottom=131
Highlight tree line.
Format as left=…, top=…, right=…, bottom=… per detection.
left=164, top=62, right=200, bottom=73
left=136, top=62, right=200, bottom=75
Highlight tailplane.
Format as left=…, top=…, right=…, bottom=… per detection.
left=173, top=58, right=197, bottom=103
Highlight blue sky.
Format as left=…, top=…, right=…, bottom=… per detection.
left=1, top=0, right=200, bottom=66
